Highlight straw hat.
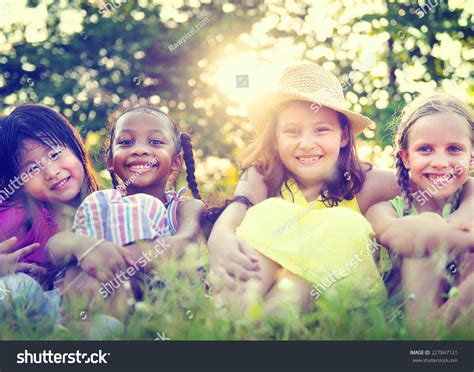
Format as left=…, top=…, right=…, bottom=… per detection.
left=247, top=63, right=372, bottom=135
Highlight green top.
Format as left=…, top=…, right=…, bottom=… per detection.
left=389, top=195, right=453, bottom=219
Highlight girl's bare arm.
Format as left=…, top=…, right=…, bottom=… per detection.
left=207, top=167, right=267, bottom=280
left=356, top=168, right=400, bottom=216
left=367, top=202, right=474, bottom=257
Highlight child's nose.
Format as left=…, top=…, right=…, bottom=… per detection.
left=299, top=135, right=316, bottom=150
left=44, top=163, right=61, bottom=180
left=431, top=154, right=450, bottom=168
left=131, top=144, right=150, bottom=156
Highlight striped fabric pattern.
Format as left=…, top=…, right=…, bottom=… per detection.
left=72, top=187, right=187, bottom=246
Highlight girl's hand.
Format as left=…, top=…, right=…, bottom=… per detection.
left=208, top=228, right=261, bottom=283
left=163, top=234, right=196, bottom=260
left=117, top=235, right=198, bottom=273
left=453, top=221, right=474, bottom=232
left=0, top=237, right=47, bottom=276
left=116, top=242, right=155, bottom=273
left=73, top=237, right=127, bottom=283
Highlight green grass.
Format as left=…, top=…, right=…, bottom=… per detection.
left=1, top=248, right=472, bottom=341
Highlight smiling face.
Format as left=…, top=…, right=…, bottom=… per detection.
left=399, top=112, right=473, bottom=201
left=275, top=101, right=348, bottom=189
left=108, top=111, right=182, bottom=197
left=19, top=140, right=85, bottom=204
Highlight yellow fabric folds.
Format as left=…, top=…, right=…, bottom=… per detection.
left=236, top=183, right=387, bottom=307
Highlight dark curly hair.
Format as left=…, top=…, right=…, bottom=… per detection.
left=105, top=105, right=201, bottom=200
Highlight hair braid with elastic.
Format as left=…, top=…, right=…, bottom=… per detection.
left=396, top=153, right=413, bottom=215
left=180, top=132, right=201, bottom=200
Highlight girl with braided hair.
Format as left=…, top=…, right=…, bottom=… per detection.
left=367, top=92, right=474, bottom=334
left=60, top=105, right=206, bottom=326
left=72, top=105, right=205, bottom=267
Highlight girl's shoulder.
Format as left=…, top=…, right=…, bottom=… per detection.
left=0, top=201, right=29, bottom=240
left=356, top=167, right=400, bottom=215
left=0, top=201, right=57, bottom=258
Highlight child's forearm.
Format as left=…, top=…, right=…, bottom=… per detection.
left=210, top=202, right=248, bottom=238
left=376, top=213, right=473, bottom=257
left=175, top=198, right=206, bottom=242
left=209, top=166, right=266, bottom=244
left=46, top=231, right=97, bottom=266
left=46, top=231, right=78, bottom=265
left=234, top=166, right=268, bottom=204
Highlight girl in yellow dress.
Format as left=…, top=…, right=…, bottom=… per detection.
left=208, top=64, right=474, bottom=317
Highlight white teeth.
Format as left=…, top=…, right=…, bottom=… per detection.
left=427, top=174, right=452, bottom=184
left=298, top=156, right=320, bottom=163
left=52, top=178, right=68, bottom=190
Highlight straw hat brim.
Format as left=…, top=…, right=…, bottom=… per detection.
left=248, top=90, right=372, bottom=135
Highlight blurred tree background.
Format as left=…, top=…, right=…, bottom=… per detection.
left=0, top=0, right=472, bottom=203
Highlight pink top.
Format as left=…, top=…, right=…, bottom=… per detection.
left=0, top=202, right=59, bottom=289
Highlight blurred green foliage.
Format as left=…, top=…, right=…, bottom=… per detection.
left=0, top=0, right=472, bottom=201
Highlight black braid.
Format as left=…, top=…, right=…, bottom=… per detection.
left=110, top=171, right=120, bottom=189
left=180, top=132, right=201, bottom=200
left=396, top=153, right=413, bottom=215
left=450, top=185, right=463, bottom=212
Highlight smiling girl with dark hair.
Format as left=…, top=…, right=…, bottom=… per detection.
left=0, top=104, right=99, bottom=326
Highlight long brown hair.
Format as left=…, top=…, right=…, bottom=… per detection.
left=241, top=100, right=367, bottom=206
left=395, top=92, right=474, bottom=214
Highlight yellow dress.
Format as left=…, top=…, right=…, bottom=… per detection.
left=235, top=180, right=387, bottom=308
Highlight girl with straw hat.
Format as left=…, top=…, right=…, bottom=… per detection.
left=207, top=63, right=474, bottom=316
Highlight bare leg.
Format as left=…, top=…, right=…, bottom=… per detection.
left=438, top=272, right=474, bottom=330
left=61, top=265, right=133, bottom=324
left=402, top=257, right=445, bottom=336
left=403, top=254, right=474, bottom=336
left=262, top=269, right=313, bottom=318
left=212, top=247, right=281, bottom=313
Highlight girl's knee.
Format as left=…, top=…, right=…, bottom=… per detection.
left=458, top=272, right=474, bottom=303
left=0, top=273, right=44, bottom=302
left=0, top=273, right=49, bottom=319
left=63, top=267, right=101, bottom=300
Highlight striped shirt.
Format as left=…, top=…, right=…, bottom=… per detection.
left=72, top=187, right=187, bottom=246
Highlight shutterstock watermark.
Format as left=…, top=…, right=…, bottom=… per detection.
left=414, top=157, right=472, bottom=206
left=168, top=17, right=210, bottom=52
left=98, top=0, right=128, bottom=17
left=17, top=349, right=110, bottom=364
left=415, top=0, right=440, bottom=19
left=309, top=237, right=382, bottom=300
left=116, top=158, right=158, bottom=194
left=99, top=238, right=170, bottom=298
left=273, top=209, right=312, bottom=237
left=0, top=146, right=63, bottom=204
